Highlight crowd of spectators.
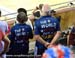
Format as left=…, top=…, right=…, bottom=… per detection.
left=0, top=3, right=74, bottom=58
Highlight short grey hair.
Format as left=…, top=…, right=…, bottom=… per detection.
left=41, top=4, right=51, bottom=16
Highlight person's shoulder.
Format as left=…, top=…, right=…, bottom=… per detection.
left=0, top=21, right=8, bottom=26
left=40, top=16, right=55, bottom=20
left=51, top=16, right=59, bottom=23
left=35, top=16, right=46, bottom=22
left=51, top=16, right=57, bottom=20
left=11, top=24, right=18, bottom=29
left=0, top=21, right=7, bottom=24
left=23, top=24, right=31, bottom=28
left=34, top=18, right=40, bottom=23
left=24, top=24, right=32, bottom=30
left=25, top=24, right=30, bottom=26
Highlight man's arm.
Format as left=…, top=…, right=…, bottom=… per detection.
left=49, top=17, right=61, bottom=47
left=34, top=35, right=50, bottom=47
left=1, top=35, right=10, bottom=55
left=50, top=31, right=61, bottom=45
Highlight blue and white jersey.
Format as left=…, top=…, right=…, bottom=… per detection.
left=10, top=23, right=33, bottom=48
left=34, top=16, right=60, bottom=48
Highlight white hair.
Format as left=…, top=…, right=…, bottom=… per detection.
left=41, top=4, right=51, bottom=16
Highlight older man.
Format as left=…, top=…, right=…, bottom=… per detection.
left=34, top=4, right=61, bottom=56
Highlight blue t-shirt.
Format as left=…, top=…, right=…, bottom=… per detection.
left=34, top=16, right=60, bottom=48
left=9, top=24, right=33, bottom=49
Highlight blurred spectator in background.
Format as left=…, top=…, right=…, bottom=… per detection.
left=0, top=10, right=10, bottom=58
left=33, top=4, right=43, bottom=20
left=17, top=8, right=33, bottom=30
left=67, top=23, right=75, bottom=46
left=0, top=10, right=10, bottom=34
left=0, top=22, right=10, bottom=58
left=51, top=10, right=61, bottom=23
left=34, top=4, right=61, bottom=57
left=8, top=12, right=33, bottom=57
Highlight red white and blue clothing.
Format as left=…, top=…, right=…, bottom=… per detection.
left=42, top=44, right=73, bottom=58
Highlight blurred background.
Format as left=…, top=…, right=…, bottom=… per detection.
left=0, top=0, right=72, bottom=16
